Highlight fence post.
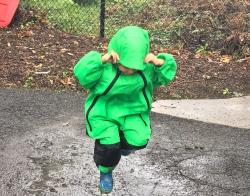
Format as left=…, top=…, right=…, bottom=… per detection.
left=99, top=0, right=105, bottom=38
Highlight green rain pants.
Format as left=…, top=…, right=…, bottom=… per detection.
left=90, top=113, right=151, bottom=173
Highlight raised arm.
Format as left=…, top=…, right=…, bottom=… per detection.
left=73, top=51, right=104, bottom=90
left=145, top=53, right=177, bottom=88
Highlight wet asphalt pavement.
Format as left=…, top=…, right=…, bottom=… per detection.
left=0, top=88, right=250, bottom=196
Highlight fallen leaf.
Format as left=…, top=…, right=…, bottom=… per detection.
left=61, top=48, right=68, bottom=53
left=195, top=54, right=202, bottom=59
left=39, top=55, right=45, bottom=59
left=202, top=75, right=211, bottom=80
left=220, top=55, right=232, bottom=63
left=63, top=122, right=69, bottom=126
left=34, top=63, right=43, bottom=68
left=67, top=52, right=74, bottom=56
left=25, top=30, right=34, bottom=37
left=35, top=70, right=50, bottom=75
left=41, top=18, right=49, bottom=24
left=60, top=77, right=72, bottom=86
left=73, top=41, right=79, bottom=45
left=171, top=50, right=180, bottom=56
left=236, top=58, right=249, bottom=63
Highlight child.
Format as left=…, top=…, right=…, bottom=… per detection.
left=74, top=26, right=177, bottom=193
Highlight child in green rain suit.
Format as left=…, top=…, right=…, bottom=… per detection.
left=74, top=26, right=177, bottom=193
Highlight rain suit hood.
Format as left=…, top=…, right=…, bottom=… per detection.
left=108, top=26, right=150, bottom=71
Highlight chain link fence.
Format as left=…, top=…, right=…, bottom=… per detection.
left=20, top=0, right=101, bottom=36
left=20, top=0, right=177, bottom=46
left=20, top=0, right=250, bottom=53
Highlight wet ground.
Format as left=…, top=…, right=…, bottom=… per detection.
left=0, top=88, right=250, bottom=196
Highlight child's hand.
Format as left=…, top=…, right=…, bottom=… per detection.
left=102, top=51, right=120, bottom=64
left=144, top=53, right=165, bottom=66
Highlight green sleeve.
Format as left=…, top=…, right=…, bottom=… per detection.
left=73, top=51, right=103, bottom=89
left=153, top=53, right=177, bottom=88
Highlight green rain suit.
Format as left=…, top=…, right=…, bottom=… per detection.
left=74, top=26, right=177, bottom=173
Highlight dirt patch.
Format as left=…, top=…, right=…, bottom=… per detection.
left=0, top=10, right=249, bottom=99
